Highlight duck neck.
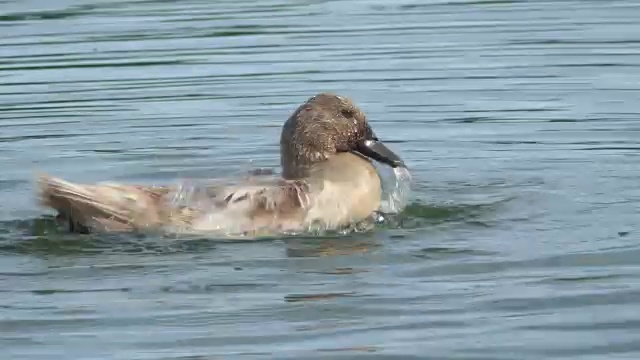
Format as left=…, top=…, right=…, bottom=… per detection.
left=280, top=146, right=329, bottom=180
left=281, top=161, right=312, bottom=180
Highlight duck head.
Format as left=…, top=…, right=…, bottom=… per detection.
left=280, top=93, right=405, bottom=179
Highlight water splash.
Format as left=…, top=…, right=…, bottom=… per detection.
left=154, top=166, right=413, bottom=238
left=164, top=179, right=235, bottom=235
left=167, top=179, right=211, bottom=212
left=380, top=166, right=412, bottom=214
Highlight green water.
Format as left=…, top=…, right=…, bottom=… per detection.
left=2, top=0, right=640, bottom=358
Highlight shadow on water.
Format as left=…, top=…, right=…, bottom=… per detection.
left=385, top=199, right=502, bottom=229
left=0, top=216, right=219, bottom=256
left=0, top=197, right=506, bottom=257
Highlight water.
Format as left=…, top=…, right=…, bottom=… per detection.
left=2, top=0, right=640, bottom=358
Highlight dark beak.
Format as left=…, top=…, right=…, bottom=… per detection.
left=355, top=136, right=406, bottom=168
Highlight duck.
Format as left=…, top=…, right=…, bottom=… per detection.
left=36, top=93, right=408, bottom=237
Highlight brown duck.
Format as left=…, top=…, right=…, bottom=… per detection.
left=37, top=93, right=407, bottom=237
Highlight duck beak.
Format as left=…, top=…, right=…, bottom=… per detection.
left=355, top=137, right=406, bottom=168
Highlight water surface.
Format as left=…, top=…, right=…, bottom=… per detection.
left=2, top=0, right=640, bottom=358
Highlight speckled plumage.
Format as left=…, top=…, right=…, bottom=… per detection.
left=280, top=93, right=375, bottom=179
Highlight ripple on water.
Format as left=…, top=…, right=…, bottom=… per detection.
left=2, top=0, right=640, bottom=358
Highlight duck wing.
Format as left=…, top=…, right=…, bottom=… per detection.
left=37, top=173, right=314, bottom=236
left=182, top=176, right=314, bottom=235
left=37, top=173, right=175, bottom=233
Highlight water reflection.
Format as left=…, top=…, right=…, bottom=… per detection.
left=284, top=237, right=381, bottom=258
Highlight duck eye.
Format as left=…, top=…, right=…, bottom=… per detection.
left=341, top=109, right=354, bottom=118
